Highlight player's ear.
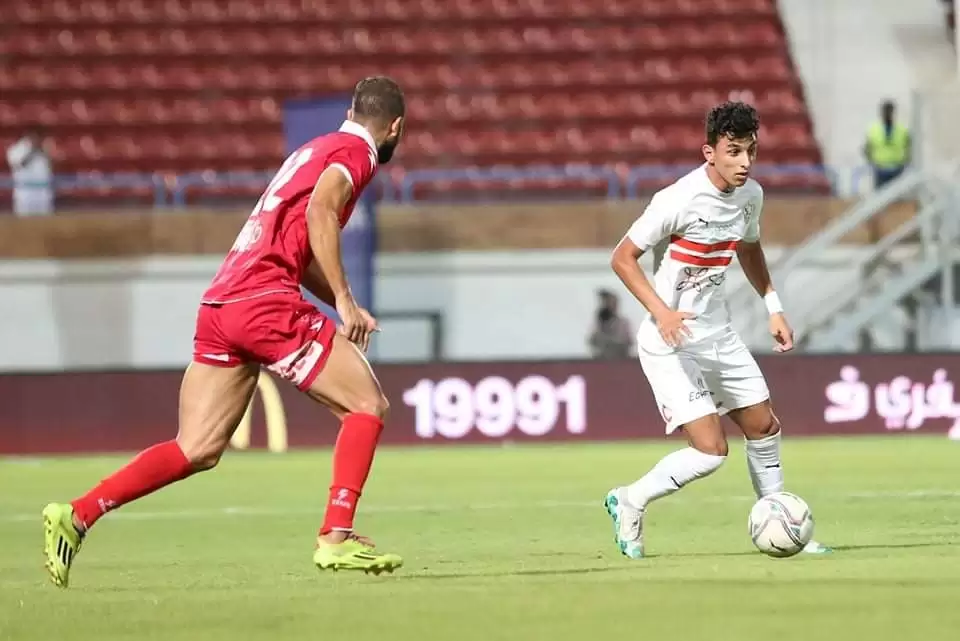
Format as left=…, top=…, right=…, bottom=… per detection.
left=346, top=108, right=355, bottom=121
left=702, top=143, right=715, bottom=165
left=390, top=116, right=404, bottom=138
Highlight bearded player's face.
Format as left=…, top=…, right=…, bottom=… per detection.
left=378, top=117, right=405, bottom=164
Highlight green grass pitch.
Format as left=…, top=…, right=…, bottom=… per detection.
left=1, top=436, right=958, bottom=641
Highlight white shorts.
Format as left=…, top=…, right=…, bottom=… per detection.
left=638, top=329, right=770, bottom=434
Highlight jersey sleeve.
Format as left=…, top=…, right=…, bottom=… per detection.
left=625, top=190, right=685, bottom=252
left=742, top=185, right=764, bottom=243
left=326, top=143, right=377, bottom=193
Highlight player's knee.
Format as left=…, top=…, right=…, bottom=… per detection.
left=693, top=439, right=728, bottom=457
left=757, top=410, right=781, bottom=438
left=177, top=438, right=225, bottom=472
left=747, top=408, right=780, bottom=439
left=684, top=415, right=728, bottom=456
left=352, top=392, right=389, bottom=420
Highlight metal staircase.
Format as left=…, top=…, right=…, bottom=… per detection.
left=726, top=162, right=960, bottom=352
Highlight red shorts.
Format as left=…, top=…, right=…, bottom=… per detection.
left=192, top=292, right=337, bottom=392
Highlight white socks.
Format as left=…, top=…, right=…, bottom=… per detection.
left=625, top=447, right=726, bottom=510
left=622, top=430, right=783, bottom=511
left=745, top=430, right=783, bottom=498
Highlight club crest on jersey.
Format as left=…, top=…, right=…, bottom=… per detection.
left=676, top=267, right=726, bottom=292
left=743, top=202, right=756, bottom=221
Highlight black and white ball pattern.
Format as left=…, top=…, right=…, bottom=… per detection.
left=748, top=491, right=815, bottom=558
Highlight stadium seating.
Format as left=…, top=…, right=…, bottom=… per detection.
left=1, top=0, right=829, bottom=204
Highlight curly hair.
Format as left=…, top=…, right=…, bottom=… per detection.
left=705, top=101, right=760, bottom=146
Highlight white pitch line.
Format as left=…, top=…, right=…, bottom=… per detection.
left=1, top=490, right=957, bottom=525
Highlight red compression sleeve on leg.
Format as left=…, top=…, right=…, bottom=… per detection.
left=71, top=440, right=193, bottom=530
left=320, top=413, right=384, bottom=534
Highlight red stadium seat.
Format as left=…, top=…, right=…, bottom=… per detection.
left=2, top=0, right=828, bottom=200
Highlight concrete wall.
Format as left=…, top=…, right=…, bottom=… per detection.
left=2, top=246, right=945, bottom=371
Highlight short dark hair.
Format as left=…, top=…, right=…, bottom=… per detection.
left=705, top=101, right=760, bottom=146
left=352, top=76, right=405, bottom=123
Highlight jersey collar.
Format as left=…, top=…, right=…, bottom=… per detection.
left=339, top=120, right=378, bottom=156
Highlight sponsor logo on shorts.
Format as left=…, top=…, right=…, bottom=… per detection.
left=688, top=375, right=713, bottom=402
left=267, top=340, right=325, bottom=388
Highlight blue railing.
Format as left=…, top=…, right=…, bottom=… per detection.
left=393, top=165, right=623, bottom=201
left=0, top=163, right=874, bottom=207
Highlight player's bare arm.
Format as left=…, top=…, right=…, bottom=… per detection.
left=611, top=236, right=693, bottom=347
left=306, top=168, right=377, bottom=351
left=302, top=260, right=337, bottom=306
left=737, top=240, right=794, bottom=352
left=302, top=261, right=378, bottom=353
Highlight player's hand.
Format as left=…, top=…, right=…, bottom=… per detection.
left=769, top=312, right=795, bottom=353
left=335, top=294, right=379, bottom=351
left=654, top=309, right=695, bottom=348
left=336, top=294, right=367, bottom=346
left=356, top=307, right=379, bottom=353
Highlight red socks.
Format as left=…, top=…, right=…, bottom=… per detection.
left=71, top=440, right=193, bottom=530
left=68, top=416, right=383, bottom=536
left=320, top=413, right=384, bottom=534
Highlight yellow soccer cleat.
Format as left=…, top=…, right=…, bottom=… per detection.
left=42, top=503, right=83, bottom=588
left=313, top=535, right=403, bottom=575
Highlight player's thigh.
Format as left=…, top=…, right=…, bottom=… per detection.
left=221, top=295, right=387, bottom=420
left=305, top=332, right=388, bottom=420
left=177, top=361, right=260, bottom=468
left=638, top=347, right=724, bottom=453
left=705, top=333, right=776, bottom=439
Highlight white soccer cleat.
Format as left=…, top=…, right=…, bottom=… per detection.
left=603, top=488, right=644, bottom=559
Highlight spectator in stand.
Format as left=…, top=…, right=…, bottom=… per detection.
left=863, top=100, right=911, bottom=191
left=588, top=289, right=635, bottom=359
left=5, top=128, right=54, bottom=216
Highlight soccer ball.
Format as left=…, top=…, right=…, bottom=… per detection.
left=748, top=492, right=815, bottom=558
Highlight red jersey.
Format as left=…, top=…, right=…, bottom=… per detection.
left=201, top=120, right=379, bottom=304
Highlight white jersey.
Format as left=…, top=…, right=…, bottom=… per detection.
left=626, top=164, right=763, bottom=354
left=6, top=137, right=53, bottom=216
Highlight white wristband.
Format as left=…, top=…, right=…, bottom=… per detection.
left=764, top=291, right=784, bottom=315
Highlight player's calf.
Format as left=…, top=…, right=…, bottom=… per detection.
left=625, top=413, right=728, bottom=510
left=306, top=334, right=391, bottom=544
left=729, top=401, right=832, bottom=554
left=607, top=414, right=726, bottom=558
left=42, top=362, right=259, bottom=587
left=65, top=363, right=258, bottom=534
left=728, top=400, right=782, bottom=498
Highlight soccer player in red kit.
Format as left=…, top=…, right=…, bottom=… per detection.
left=42, top=77, right=407, bottom=587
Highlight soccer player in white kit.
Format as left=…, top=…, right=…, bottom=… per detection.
left=603, top=102, right=830, bottom=557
